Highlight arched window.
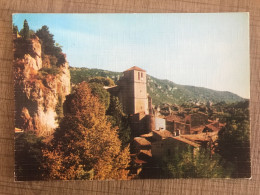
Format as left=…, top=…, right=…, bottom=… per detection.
left=138, top=72, right=140, bottom=80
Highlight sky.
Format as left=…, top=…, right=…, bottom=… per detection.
left=13, top=13, right=250, bottom=98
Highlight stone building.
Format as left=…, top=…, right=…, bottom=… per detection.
left=108, top=66, right=165, bottom=137
left=108, top=66, right=149, bottom=115
left=151, top=130, right=200, bottom=160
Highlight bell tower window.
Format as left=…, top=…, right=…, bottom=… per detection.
left=138, top=72, right=140, bottom=80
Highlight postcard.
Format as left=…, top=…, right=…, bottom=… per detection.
left=13, top=13, right=250, bottom=180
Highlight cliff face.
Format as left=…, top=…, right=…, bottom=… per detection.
left=14, top=36, right=71, bottom=136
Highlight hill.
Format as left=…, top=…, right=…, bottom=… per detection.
left=70, top=67, right=245, bottom=106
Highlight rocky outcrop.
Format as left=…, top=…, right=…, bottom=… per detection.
left=14, top=36, right=71, bottom=136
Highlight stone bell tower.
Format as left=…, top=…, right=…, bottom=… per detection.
left=117, top=66, right=149, bottom=115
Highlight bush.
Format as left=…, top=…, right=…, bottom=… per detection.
left=15, top=131, right=46, bottom=181
left=88, top=76, right=115, bottom=86
left=39, top=67, right=60, bottom=76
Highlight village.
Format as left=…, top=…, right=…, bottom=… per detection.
left=106, top=66, right=225, bottom=177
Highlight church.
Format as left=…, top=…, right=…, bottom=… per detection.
left=107, top=66, right=165, bottom=137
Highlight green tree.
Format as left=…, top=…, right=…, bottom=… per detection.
left=36, top=25, right=65, bottom=66
left=13, top=24, right=18, bottom=35
left=88, top=83, right=110, bottom=110
left=43, top=82, right=130, bottom=180
left=15, top=131, right=46, bottom=181
left=20, top=19, right=30, bottom=39
left=216, top=119, right=250, bottom=177
left=107, top=96, right=131, bottom=148
left=216, top=101, right=250, bottom=178
left=88, top=76, right=115, bottom=86
left=161, top=147, right=227, bottom=178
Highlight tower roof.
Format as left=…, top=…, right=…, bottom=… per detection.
left=124, top=66, right=146, bottom=72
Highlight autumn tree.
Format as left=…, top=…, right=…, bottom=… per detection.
left=43, top=82, right=130, bottom=180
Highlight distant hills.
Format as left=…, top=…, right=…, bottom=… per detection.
left=70, top=67, right=245, bottom=106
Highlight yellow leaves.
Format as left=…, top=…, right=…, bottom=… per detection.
left=43, top=82, right=130, bottom=180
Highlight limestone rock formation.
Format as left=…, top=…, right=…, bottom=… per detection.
left=14, top=35, right=71, bottom=136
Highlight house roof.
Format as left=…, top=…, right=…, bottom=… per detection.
left=139, top=149, right=152, bottom=157
left=172, top=136, right=200, bottom=148
left=181, top=132, right=218, bottom=142
left=165, top=115, right=185, bottom=123
left=140, top=132, right=153, bottom=138
left=153, top=129, right=173, bottom=139
left=134, top=137, right=151, bottom=146
left=15, top=128, right=24, bottom=133
left=205, top=124, right=221, bottom=132
left=124, top=66, right=146, bottom=72
left=191, top=125, right=205, bottom=133
left=134, top=158, right=147, bottom=164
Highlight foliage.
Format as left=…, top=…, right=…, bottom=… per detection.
left=216, top=101, right=250, bottom=178
left=70, top=67, right=122, bottom=85
left=70, top=67, right=245, bottom=106
left=15, top=131, right=46, bottom=181
left=13, top=24, right=18, bottom=35
left=20, top=19, right=30, bottom=40
left=88, top=76, right=115, bottom=86
left=39, top=67, right=60, bottom=77
left=107, top=96, right=131, bottom=148
left=36, top=25, right=65, bottom=67
left=42, top=82, right=130, bottom=180
left=161, top=147, right=228, bottom=178
left=88, top=83, right=110, bottom=110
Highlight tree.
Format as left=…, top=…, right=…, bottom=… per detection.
left=88, top=76, right=115, bottom=86
left=15, top=131, right=46, bottom=181
left=43, top=82, right=130, bottom=180
left=36, top=25, right=65, bottom=66
left=36, top=25, right=55, bottom=55
left=216, top=119, right=250, bottom=177
left=13, top=24, right=18, bottom=35
left=107, top=96, right=131, bottom=148
left=161, top=147, right=228, bottom=178
left=88, top=83, right=110, bottom=110
left=20, top=19, right=30, bottom=39
left=216, top=101, right=250, bottom=178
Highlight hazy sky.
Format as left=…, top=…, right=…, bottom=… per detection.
left=13, top=13, right=250, bottom=98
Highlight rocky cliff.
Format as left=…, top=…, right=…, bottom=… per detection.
left=14, top=35, right=70, bottom=136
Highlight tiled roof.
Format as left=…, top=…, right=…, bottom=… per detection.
left=165, top=115, right=184, bottom=123
left=134, top=137, right=151, bottom=146
left=15, top=128, right=24, bottom=133
left=205, top=124, right=221, bottom=132
left=181, top=132, right=219, bottom=143
left=173, top=136, right=200, bottom=148
left=191, top=125, right=205, bottom=133
left=153, top=129, right=173, bottom=139
left=139, top=149, right=152, bottom=157
left=124, top=66, right=146, bottom=72
left=134, top=158, right=147, bottom=164
left=140, top=132, right=153, bottom=138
